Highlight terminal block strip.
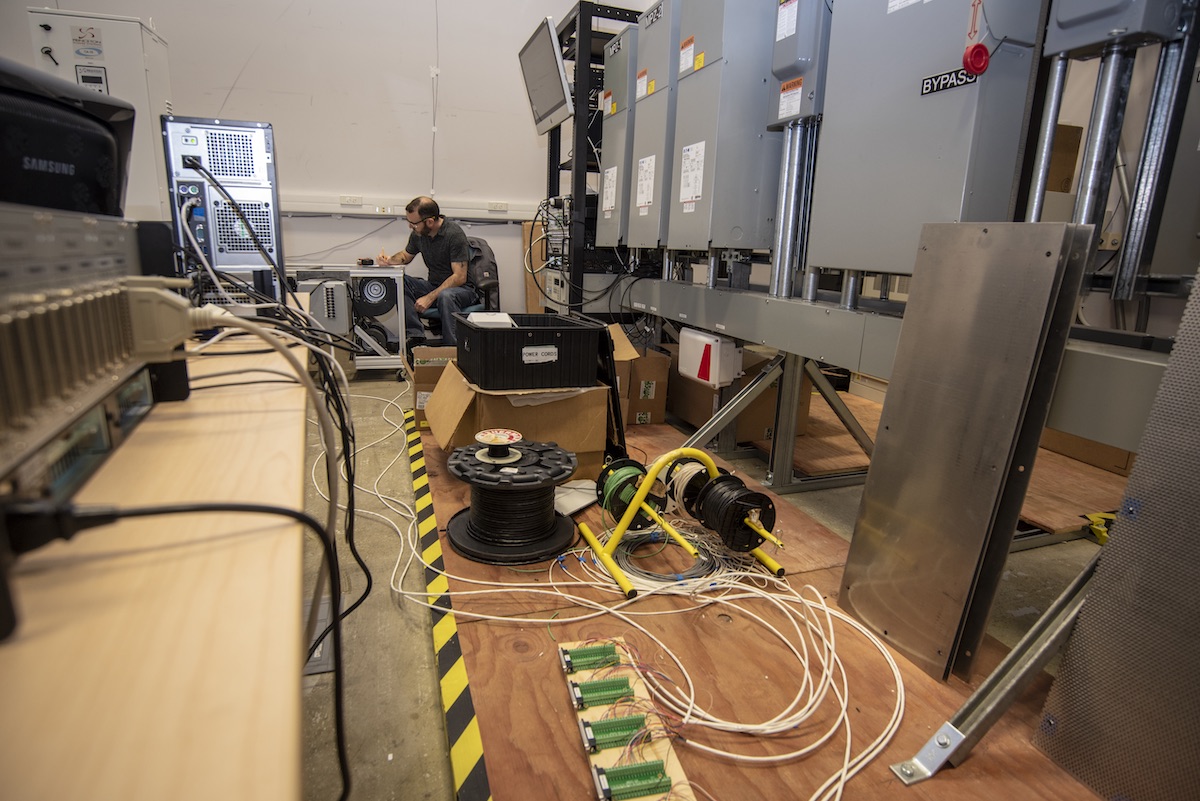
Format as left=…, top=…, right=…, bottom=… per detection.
left=579, top=713, right=646, bottom=753
left=591, top=760, right=672, bottom=801
left=559, top=642, right=621, bottom=674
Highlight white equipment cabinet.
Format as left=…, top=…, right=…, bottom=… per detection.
left=28, top=9, right=173, bottom=222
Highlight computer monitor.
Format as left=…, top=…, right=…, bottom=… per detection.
left=519, top=16, right=573, bottom=135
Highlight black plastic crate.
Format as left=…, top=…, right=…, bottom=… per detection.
left=454, top=313, right=603, bottom=390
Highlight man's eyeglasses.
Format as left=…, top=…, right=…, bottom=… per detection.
left=407, top=216, right=432, bottom=229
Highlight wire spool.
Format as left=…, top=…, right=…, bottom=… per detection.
left=445, top=429, right=577, bottom=564
left=596, top=458, right=665, bottom=530
left=663, top=456, right=727, bottom=517
left=694, top=474, right=776, bottom=553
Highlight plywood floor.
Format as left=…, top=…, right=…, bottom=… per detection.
left=421, top=426, right=1098, bottom=801
left=755, top=391, right=1128, bottom=534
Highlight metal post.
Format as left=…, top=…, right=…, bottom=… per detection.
left=1113, top=18, right=1200, bottom=301
left=769, top=122, right=801, bottom=298
left=878, top=274, right=891, bottom=301
left=799, top=119, right=822, bottom=302
left=706, top=250, right=720, bottom=289
left=1026, top=54, right=1070, bottom=222
left=1073, top=45, right=1135, bottom=257
left=661, top=249, right=671, bottom=281
left=839, top=270, right=862, bottom=310
left=766, top=353, right=805, bottom=488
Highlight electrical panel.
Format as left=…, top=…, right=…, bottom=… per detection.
left=28, top=9, right=173, bottom=222
left=1044, top=0, right=1184, bottom=58
left=807, top=0, right=1041, bottom=275
left=768, top=0, right=834, bottom=128
left=595, top=25, right=638, bottom=248
left=666, top=0, right=782, bottom=251
left=161, top=116, right=284, bottom=275
left=625, top=0, right=682, bottom=249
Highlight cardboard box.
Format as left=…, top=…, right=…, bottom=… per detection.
left=411, top=346, right=457, bottom=427
left=665, top=344, right=810, bottom=442
left=426, top=361, right=608, bottom=478
left=627, top=348, right=670, bottom=425
left=607, top=323, right=639, bottom=398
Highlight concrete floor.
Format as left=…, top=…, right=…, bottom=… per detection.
left=300, top=374, right=1100, bottom=800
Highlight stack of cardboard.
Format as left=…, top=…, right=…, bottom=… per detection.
left=608, top=325, right=670, bottom=426
left=411, top=346, right=457, bottom=429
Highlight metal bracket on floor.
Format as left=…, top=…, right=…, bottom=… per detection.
left=890, top=551, right=1099, bottom=786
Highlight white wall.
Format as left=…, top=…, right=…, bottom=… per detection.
left=2, top=0, right=652, bottom=311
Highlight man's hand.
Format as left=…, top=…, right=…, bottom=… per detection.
left=414, top=293, right=436, bottom=313
left=377, top=248, right=393, bottom=267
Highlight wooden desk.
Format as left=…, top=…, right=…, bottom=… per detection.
left=0, top=352, right=308, bottom=800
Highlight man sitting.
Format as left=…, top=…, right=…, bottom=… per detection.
left=378, top=196, right=480, bottom=356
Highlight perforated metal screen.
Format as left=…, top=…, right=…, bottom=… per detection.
left=1034, top=275, right=1200, bottom=799
left=213, top=203, right=273, bottom=253
left=205, top=130, right=256, bottom=178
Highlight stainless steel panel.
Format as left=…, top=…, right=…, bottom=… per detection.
left=839, top=222, right=1089, bottom=680
left=1045, top=0, right=1184, bottom=57
left=807, top=0, right=1040, bottom=275
left=1035, top=266, right=1200, bottom=801
left=858, top=314, right=902, bottom=381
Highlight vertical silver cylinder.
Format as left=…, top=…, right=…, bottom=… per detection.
left=840, top=270, right=862, bottom=310
left=798, top=119, right=822, bottom=302
left=769, top=122, right=801, bottom=298
left=660, top=249, right=671, bottom=281
left=1073, top=46, right=1135, bottom=242
left=706, top=250, right=719, bottom=289
left=1113, top=30, right=1197, bottom=301
left=878, top=274, right=892, bottom=302
left=1026, top=54, right=1071, bottom=222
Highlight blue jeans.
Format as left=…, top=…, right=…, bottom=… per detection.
left=403, top=276, right=479, bottom=346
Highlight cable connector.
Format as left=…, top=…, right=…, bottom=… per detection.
left=4, top=502, right=120, bottom=556
left=124, top=277, right=196, bottom=363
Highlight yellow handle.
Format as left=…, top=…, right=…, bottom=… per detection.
left=578, top=523, right=637, bottom=599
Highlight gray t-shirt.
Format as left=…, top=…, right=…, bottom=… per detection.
left=405, top=219, right=472, bottom=287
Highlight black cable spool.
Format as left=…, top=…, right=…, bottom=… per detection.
left=445, top=430, right=577, bottom=564
left=694, top=474, right=776, bottom=552
left=595, top=458, right=665, bottom=530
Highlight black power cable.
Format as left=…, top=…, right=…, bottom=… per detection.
left=3, top=501, right=351, bottom=801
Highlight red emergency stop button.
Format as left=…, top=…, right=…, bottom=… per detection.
left=963, top=43, right=990, bottom=75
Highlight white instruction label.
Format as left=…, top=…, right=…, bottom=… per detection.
left=602, top=166, right=618, bottom=212
left=777, top=0, right=798, bottom=41
left=602, top=89, right=615, bottom=116
left=679, top=36, right=695, bottom=74
left=779, top=77, right=804, bottom=118
left=522, top=345, right=559, bottom=364
left=636, top=155, right=656, bottom=207
left=679, top=141, right=705, bottom=203
left=636, top=69, right=649, bottom=99
left=416, top=390, right=432, bottom=410
left=888, top=0, right=922, bottom=13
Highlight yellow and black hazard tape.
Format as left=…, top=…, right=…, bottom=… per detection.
left=405, top=410, right=492, bottom=801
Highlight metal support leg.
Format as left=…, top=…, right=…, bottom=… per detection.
left=762, top=353, right=806, bottom=490
left=1026, top=53, right=1070, bottom=223
left=891, top=552, right=1099, bottom=785
left=804, top=359, right=874, bottom=457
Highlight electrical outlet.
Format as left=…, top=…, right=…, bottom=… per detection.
left=487, top=201, right=509, bottom=212
left=339, top=194, right=363, bottom=206
left=375, top=206, right=393, bottom=215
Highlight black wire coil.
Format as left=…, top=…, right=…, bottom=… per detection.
left=445, top=440, right=577, bottom=564
left=694, top=474, right=776, bottom=553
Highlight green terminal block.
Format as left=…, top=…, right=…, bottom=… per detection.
left=578, top=713, right=647, bottom=752
left=569, top=676, right=634, bottom=709
left=591, top=760, right=672, bottom=801
left=559, top=642, right=620, bottom=674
